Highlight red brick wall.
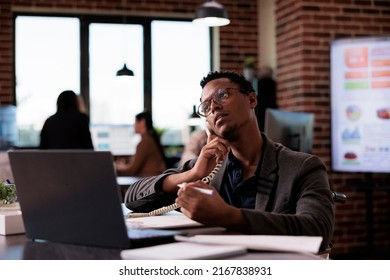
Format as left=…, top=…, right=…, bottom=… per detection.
left=275, top=0, right=390, bottom=256
left=0, top=1, right=13, bottom=103
left=0, top=0, right=258, bottom=105
left=1, top=0, right=390, bottom=257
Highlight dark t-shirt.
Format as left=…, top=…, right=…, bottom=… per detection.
left=39, top=111, right=94, bottom=149
left=220, top=152, right=257, bottom=209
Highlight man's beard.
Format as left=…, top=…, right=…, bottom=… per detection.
left=219, top=124, right=238, bottom=142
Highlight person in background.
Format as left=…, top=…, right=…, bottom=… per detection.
left=115, top=111, right=167, bottom=177
left=124, top=70, right=335, bottom=252
left=76, top=94, right=88, bottom=115
left=179, top=128, right=208, bottom=166
left=39, top=90, right=94, bottom=149
left=256, top=66, right=277, bottom=131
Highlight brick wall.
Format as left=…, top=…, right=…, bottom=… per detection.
left=275, top=0, right=390, bottom=256
left=1, top=0, right=390, bottom=257
left=0, top=1, right=13, bottom=103
left=0, top=0, right=258, bottom=105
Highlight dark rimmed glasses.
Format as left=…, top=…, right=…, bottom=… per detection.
left=196, top=87, right=240, bottom=117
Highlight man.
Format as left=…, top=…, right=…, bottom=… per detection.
left=125, top=71, right=334, bottom=252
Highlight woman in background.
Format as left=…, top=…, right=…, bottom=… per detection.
left=178, top=120, right=212, bottom=166
left=115, top=111, right=167, bottom=177
left=39, top=90, right=93, bottom=149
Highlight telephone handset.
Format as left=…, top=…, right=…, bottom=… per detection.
left=127, top=126, right=223, bottom=218
left=127, top=161, right=223, bottom=218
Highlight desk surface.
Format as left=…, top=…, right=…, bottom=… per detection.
left=117, top=176, right=141, bottom=186
left=0, top=234, right=321, bottom=260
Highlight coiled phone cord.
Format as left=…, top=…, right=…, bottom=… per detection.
left=127, top=161, right=223, bottom=218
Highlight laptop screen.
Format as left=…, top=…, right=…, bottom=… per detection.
left=8, top=150, right=130, bottom=249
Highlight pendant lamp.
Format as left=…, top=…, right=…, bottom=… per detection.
left=193, top=0, right=230, bottom=27
left=189, top=105, right=201, bottom=120
left=116, top=0, right=135, bottom=77
left=188, top=105, right=202, bottom=127
left=116, top=63, right=134, bottom=77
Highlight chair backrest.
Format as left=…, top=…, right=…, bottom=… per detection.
left=318, top=191, right=347, bottom=259
left=332, top=191, right=347, bottom=204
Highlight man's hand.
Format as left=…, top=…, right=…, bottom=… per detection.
left=191, top=133, right=230, bottom=180
left=175, top=181, right=247, bottom=229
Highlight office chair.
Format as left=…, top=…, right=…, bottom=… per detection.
left=318, top=191, right=347, bottom=259
left=332, top=191, right=347, bottom=204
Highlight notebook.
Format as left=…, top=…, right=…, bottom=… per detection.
left=121, top=241, right=247, bottom=260
left=8, top=150, right=181, bottom=249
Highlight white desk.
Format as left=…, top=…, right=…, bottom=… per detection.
left=116, top=176, right=141, bottom=186
left=116, top=176, right=141, bottom=202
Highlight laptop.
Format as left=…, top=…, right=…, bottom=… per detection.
left=8, top=150, right=181, bottom=249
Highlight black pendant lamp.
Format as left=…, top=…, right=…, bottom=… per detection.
left=193, top=0, right=230, bottom=27
left=116, top=0, right=134, bottom=77
left=116, top=63, right=134, bottom=77
left=188, top=105, right=202, bottom=127
left=189, top=105, right=201, bottom=120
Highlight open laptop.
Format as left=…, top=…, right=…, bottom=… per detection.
left=8, top=150, right=181, bottom=249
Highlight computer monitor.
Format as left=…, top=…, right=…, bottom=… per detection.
left=89, top=124, right=140, bottom=156
left=264, top=109, right=314, bottom=154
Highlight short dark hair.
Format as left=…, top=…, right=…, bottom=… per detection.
left=56, top=90, right=78, bottom=112
left=200, top=70, right=256, bottom=95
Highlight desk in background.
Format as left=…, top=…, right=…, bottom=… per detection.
left=116, top=176, right=141, bottom=202
left=117, top=176, right=141, bottom=186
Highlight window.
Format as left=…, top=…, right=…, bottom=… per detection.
left=89, top=23, right=144, bottom=125
left=14, top=15, right=211, bottom=149
left=15, top=16, right=80, bottom=146
left=152, top=20, right=211, bottom=145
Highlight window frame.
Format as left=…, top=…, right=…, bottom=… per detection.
left=13, top=12, right=214, bottom=146
left=13, top=12, right=213, bottom=112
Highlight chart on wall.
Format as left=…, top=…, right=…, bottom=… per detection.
left=331, top=36, right=390, bottom=173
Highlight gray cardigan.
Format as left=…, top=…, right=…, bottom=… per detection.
left=125, top=134, right=335, bottom=252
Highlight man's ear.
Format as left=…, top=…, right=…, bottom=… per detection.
left=248, top=92, right=257, bottom=109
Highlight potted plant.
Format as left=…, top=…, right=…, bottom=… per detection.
left=243, top=56, right=256, bottom=81
left=0, top=179, right=17, bottom=205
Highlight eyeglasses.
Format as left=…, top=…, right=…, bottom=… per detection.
left=197, top=87, right=240, bottom=117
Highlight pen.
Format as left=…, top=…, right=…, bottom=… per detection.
left=177, top=183, right=213, bottom=196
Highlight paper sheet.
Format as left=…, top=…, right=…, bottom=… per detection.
left=175, top=234, right=323, bottom=254
left=121, top=241, right=247, bottom=260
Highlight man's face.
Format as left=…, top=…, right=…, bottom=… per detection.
left=200, top=78, right=256, bottom=141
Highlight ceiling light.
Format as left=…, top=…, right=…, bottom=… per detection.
left=193, top=0, right=230, bottom=27
left=187, top=105, right=202, bottom=127
left=116, top=63, right=134, bottom=77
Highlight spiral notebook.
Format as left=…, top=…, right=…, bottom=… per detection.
left=125, top=210, right=203, bottom=229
